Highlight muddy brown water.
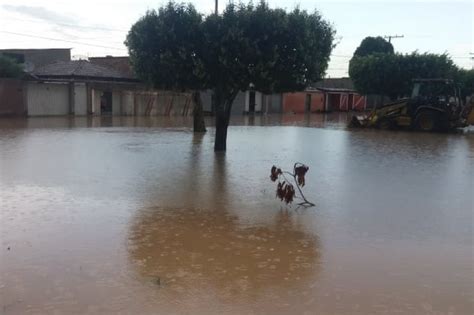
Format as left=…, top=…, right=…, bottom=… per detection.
left=1, top=114, right=473, bottom=314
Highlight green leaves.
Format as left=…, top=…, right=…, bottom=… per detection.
left=353, top=36, right=394, bottom=57
left=349, top=52, right=459, bottom=99
left=125, top=2, right=204, bottom=90
left=125, top=1, right=335, bottom=94
left=0, top=55, right=23, bottom=78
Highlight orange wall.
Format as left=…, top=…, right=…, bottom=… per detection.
left=311, top=93, right=325, bottom=111
left=283, top=91, right=366, bottom=112
left=283, top=92, right=325, bottom=113
left=352, top=94, right=366, bottom=111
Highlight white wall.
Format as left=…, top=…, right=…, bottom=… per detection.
left=74, top=83, right=87, bottom=115
left=255, top=92, right=262, bottom=112
left=27, top=82, right=69, bottom=116
left=244, top=91, right=262, bottom=112
left=91, top=88, right=102, bottom=115
left=121, top=91, right=134, bottom=115
left=112, top=91, right=121, bottom=115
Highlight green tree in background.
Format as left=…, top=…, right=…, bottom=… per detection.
left=353, top=36, right=394, bottom=57
left=126, top=1, right=335, bottom=151
left=0, top=55, right=23, bottom=78
left=349, top=52, right=458, bottom=100
left=455, top=69, right=474, bottom=99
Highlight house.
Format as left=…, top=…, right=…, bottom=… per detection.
left=1, top=49, right=365, bottom=117
left=201, top=90, right=282, bottom=115
left=282, top=78, right=368, bottom=113
left=0, top=59, right=195, bottom=117
left=88, top=56, right=285, bottom=115
left=24, top=59, right=196, bottom=116
left=88, top=56, right=135, bottom=78
left=0, top=48, right=71, bottom=72
left=0, top=50, right=197, bottom=116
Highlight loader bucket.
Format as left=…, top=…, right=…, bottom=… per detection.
left=467, top=107, right=474, bottom=126
left=348, top=115, right=367, bottom=128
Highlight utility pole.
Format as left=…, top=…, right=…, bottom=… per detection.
left=215, top=0, right=218, bottom=14
left=384, top=34, right=404, bottom=43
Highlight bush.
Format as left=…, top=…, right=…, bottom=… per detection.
left=0, top=55, right=23, bottom=78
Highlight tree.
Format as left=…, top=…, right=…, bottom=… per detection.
left=126, top=1, right=335, bottom=151
left=349, top=52, right=458, bottom=100
left=0, top=55, right=23, bottom=78
left=353, top=36, right=394, bottom=57
left=125, top=2, right=207, bottom=132
left=455, top=69, right=474, bottom=99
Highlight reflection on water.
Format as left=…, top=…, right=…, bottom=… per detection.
left=129, top=208, right=320, bottom=303
left=0, top=114, right=473, bottom=314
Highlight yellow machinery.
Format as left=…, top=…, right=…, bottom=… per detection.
left=351, top=79, right=473, bottom=131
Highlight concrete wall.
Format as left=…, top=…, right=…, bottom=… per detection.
left=91, top=88, right=102, bottom=115
left=232, top=91, right=246, bottom=114
left=121, top=91, right=134, bottom=115
left=264, top=94, right=282, bottom=113
left=74, top=83, right=87, bottom=115
left=201, top=90, right=213, bottom=112
left=0, top=79, right=25, bottom=115
left=123, top=91, right=193, bottom=117
left=112, top=91, right=121, bottom=115
left=283, top=91, right=366, bottom=113
left=282, top=91, right=325, bottom=113
left=24, top=82, right=214, bottom=117
left=201, top=90, right=269, bottom=115
left=27, top=82, right=69, bottom=116
left=243, top=91, right=263, bottom=113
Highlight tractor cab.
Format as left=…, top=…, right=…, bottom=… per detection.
left=410, top=79, right=462, bottom=109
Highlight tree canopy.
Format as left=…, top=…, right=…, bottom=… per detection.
left=353, top=36, right=394, bottom=57
left=126, top=2, right=204, bottom=90
left=0, top=55, right=23, bottom=78
left=349, top=52, right=458, bottom=99
left=126, top=1, right=335, bottom=151
left=455, top=69, right=474, bottom=98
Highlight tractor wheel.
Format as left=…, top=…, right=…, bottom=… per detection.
left=415, top=111, right=439, bottom=132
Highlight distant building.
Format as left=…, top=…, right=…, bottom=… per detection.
left=0, top=48, right=71, bottom=72
left=0, top=50, right=365, bottom=116
left=201, top=90, right=282, bottom=115
left=23, top=60, right=194, bottom=116
left=282, top=78, right=367, bottom=113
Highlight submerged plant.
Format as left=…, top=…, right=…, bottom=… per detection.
left=270, top=163, right=315, bottom=207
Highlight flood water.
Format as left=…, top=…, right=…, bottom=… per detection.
left=1, top=114, right=473, bottom=314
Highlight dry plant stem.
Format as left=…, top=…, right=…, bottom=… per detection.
left=282, top=169, right=315, bottom=207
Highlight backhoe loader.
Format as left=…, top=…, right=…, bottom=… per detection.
left=350, top=79, right=473, bottom=131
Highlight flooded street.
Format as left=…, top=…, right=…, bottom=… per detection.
left=1, top=114, right=473, bottom=314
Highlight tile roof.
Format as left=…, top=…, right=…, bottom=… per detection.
left=88, top=56, right=135, bottom=78
left=32, top=60, right=135, bottom=80
left=310, top=78, right=355, bottom=90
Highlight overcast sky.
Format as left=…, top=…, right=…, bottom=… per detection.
left=0, top=0, right=472, bottom=77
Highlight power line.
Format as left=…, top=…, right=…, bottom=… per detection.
left=2, top=16, right=128, bottom=33
left=383, top=34, right=404, bottom=43
left=0, top=31, right=127, bottom=51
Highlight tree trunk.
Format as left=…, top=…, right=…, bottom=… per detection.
left=213, top=88, right=237, bottom=152
left=192, top=91, right=206, bottom=133
left=214, top=109, right=228, bottom=151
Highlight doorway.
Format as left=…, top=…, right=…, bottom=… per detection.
left=248, top=91, right=256, bottom=113
left=100, top=91, right=112, bottom=114
left=305, top=94, right=312, bottom=112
